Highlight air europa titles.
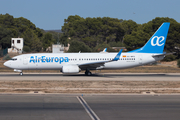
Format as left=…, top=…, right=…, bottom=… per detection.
left=29, top=56, right=69, bottom=64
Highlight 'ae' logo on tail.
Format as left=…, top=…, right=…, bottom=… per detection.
left=151, top=36, right=165, bottom=46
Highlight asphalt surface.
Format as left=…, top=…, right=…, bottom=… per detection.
left=0, top=94, right=90, bottom=120
left=0, top=73, right=180, bottom=81
left=0, top=94, right=180, bottom=120
left=84, top=95, right=180, bottom=120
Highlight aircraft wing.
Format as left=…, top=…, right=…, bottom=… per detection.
left=78, top=49, right=123, bottom=70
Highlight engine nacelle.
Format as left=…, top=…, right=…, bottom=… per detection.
left=14, top=69, right=22, bottom=72
left=62, top=65, right=80, bottom=73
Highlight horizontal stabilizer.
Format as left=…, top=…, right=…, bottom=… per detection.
left=152, top=52, right=176, bottom=57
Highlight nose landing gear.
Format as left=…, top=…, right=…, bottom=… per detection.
left=14, top=69, right=23, bottom=76
left=19, top=72, right=23, bottom=76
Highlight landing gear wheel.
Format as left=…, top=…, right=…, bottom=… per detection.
left=19, top=72, right=23, bottom=76
left=85, top=70, right=92, bottom=76
left=85, top=72, right=88, bottom=76
left=87, top=72, right=92, bottom=76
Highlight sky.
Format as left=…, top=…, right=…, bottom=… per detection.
left=0, top=0, right=180, bottom=30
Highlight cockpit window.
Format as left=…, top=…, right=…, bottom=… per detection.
left=11, top=58, right=17, bottom=61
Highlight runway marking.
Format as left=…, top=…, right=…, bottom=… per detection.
left=77, top=96, right=100, bottom=120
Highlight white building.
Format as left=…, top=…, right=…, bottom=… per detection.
left=52, top=44, right=64, bottom=53
left=52, top=44, right=70, bottom=53
left=8, top=38, right=24, bottom=54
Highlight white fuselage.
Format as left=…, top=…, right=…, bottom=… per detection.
left=4, top=52, right=164, bottom=71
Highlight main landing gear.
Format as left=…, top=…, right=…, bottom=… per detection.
left=85, top=70, right=92, bottom=76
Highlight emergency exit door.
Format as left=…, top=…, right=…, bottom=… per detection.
left=139, top=55, right=143, bottom=64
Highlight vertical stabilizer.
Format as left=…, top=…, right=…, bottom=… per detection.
left=128, top=22, right=170, bottom=53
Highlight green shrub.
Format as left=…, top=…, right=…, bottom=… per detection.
left=3, top=54, right=11, bottom=60
left=68, top=40, right=92, bottom=52
left=162, top=54, right=176, bottom=62
left=177, top=59, right=180, bottom=68
left=23, top=46, right=31, bottom=52
left=109, top=41, right=124, bottom=47
left=94, top=43, right=117, bottom=52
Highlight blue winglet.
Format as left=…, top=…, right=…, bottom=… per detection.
left=112, top=49, right=123, bottom=61
left=103, top=48, right=107, bottom=52
left=104, top=48, right=107, bottom=52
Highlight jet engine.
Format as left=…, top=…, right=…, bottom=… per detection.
left=62, top=65, right=80, bottom=73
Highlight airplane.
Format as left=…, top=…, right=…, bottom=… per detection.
left=4, top=22, right=170, bottom=76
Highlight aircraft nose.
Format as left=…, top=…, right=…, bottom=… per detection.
left=3, top=61, right=10, bottom=67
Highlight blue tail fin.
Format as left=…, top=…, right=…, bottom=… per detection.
left=128, top=22, right=170, bottom=53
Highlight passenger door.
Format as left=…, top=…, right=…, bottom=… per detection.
left=23, top=56, right=28, bottom=65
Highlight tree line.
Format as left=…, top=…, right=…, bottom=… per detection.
left=0, top=14, right=180, bottom=61
left=62, top=15, right=180, bottom=61
left=0, top=13, right=61, bottom=52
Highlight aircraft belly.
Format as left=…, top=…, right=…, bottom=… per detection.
left=27, top=62, right=62, bottom=70
left=104, top=60, right=139, bottom=69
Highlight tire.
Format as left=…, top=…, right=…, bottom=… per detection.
left=88, top=72, right=92, bottom=76
left=20, top=72, right=23, bottom=76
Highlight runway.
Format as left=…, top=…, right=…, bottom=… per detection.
left=0, top=73, right=180, bottom=119
left=0, top=94, right=180, bottom=120
left=0, top=73, right=180, bottom=81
